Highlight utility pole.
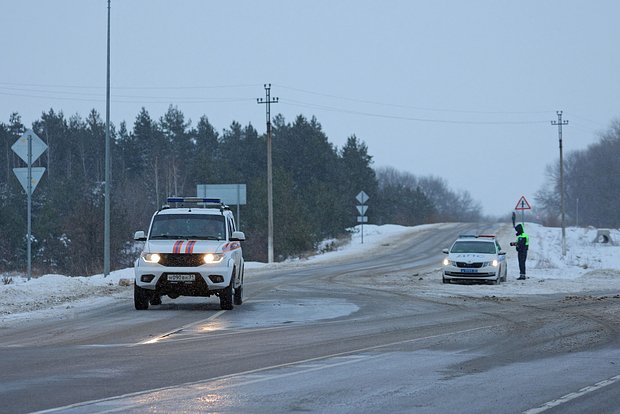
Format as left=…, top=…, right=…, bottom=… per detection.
left=257, top=84, right=278, bottom=263
left=551, top=110, right=568, bottom=256
left=104, top=0, right=111, bottom=276
left=27, top=135, right=32, bottom=281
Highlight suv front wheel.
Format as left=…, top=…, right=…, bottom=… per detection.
left=234, top=285, right=243, bottom=305
left=234, top=266, right=244, bottom=305
left=134, top=283, right=150, bottom=310
left=219, top=268, right=235, bottom=310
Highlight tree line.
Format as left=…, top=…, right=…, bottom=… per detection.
left=0, top=107, right=482, bottom=276
left=536, top=119, right=620, bottom=228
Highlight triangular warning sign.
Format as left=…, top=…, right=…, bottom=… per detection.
left=514, top=196, right=531, bottom=210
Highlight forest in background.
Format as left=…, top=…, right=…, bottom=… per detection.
left=1, top=106, right=483, bottom=276
left=536, top=119, right=620, bottom=229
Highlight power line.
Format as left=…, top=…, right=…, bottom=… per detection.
left=0, top=85, right=252, bottom=100
left=1, top=80, right=550, bottom=116
left=0, top=80, right=588, bottom=128
left=0, top=81, right=260, bottom=90
left=285, top=98, right=550, bottom=125
left=275, top=83, right=551, bottom=115
left=0, top=90, right=252, bottom=104
left=565, top=112, right=608, bottom=130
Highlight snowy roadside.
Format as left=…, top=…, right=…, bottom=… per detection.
left=0, top=269, right=135, bottom=325
left=355, top=223, right=620, bottom=298
left=505, top=223, right=620, bottom=294
left=1, top=223, right=620, bottom=326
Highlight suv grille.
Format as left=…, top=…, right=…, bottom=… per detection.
left=456, top=262, right=483, bottom=268
left=159, top=253, right=204, bottom=267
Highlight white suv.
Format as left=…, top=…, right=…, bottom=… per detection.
left=133, top=197, right=245, bottom=310
left=441, top=234, right=507, bottom=284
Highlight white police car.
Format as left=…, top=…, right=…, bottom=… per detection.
left=133, top=197, right=245, bottom=310
left=441, top=234, right=507, bottom=284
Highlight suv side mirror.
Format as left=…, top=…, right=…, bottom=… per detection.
left=230, top=231, right=246, bottom=241
left=442, top=248, right=449, bottom=254
left=134, top=231, right=147, bottom=241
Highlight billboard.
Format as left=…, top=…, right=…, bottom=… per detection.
left=197, top=184, right=246, bottom=206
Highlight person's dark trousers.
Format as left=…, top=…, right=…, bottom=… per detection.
left=518, top=250, right=527, bottom=276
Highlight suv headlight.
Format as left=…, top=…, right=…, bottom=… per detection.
left=443, top=258, right=456, bottom=266
left=142, top=253, right=161, bottom=263
left=483, top=260, right=499, bottom=267
left=203, top=253, right=224, bottom=264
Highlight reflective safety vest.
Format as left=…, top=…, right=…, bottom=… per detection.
left=517, top=232, right=529, bottom=247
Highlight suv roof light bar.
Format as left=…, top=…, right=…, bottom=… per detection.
left=167, top=197, right=222, bottom=204
left=165, top=196, right=231, bottom=214
left=477, top=234, right=496, bottom=238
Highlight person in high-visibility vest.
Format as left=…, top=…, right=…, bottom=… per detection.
left=510, top=223, right=529, bottom=280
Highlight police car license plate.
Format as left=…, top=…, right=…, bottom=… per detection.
left=167, top=274, right=195, bottom=282
left=460, top=269, right=478, bottom=273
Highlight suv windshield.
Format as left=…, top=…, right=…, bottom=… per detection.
left=451, top=241, right=497, bottom=254
left=149, top=214, right=226, bottom=240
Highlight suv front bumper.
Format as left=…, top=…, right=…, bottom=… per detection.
left=134, top=259, right=233, bottom=294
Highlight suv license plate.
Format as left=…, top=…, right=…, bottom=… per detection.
left=460, top=269, right=478, bottom=273
left=167, top=274, right=196, bottom=282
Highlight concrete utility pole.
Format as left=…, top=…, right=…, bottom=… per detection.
left=257, top=84, right=278, bottom=263
left=104, top=0, right=111, bottom=276
left=551, top=110, right=568, bottom=257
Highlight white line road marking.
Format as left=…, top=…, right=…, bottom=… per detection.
left=31, top=324, right=497, bottom=414
left=523, top=374, right=620, bottom=414
left=133, top=309, right=226, bottom=345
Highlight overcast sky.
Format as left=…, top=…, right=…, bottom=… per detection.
left=2, top=1, right=619, bottom=216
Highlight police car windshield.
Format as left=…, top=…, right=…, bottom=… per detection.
left=451, top=241, right=497, bottom=254
left=149, top=214, right=226, bottom=240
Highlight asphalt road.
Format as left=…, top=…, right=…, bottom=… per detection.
left=1, top=223, right=620, bottom=414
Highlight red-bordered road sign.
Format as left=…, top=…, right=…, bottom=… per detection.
left=515, top=196, right=532, bottom=210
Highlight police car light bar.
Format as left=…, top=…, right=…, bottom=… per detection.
left=477, top=234, right=496, bottom=238
left=167, top=197, right=222, bottom=204
left=458, top=234, right=477, bottom=238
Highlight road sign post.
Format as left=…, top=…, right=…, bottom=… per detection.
left=356, top=191, right=369, bottom=244
left=12, top=130, right=47, bottom=280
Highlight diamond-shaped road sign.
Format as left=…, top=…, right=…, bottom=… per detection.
left=356, top=191, right=369, bottom=205
left=13, top=167, right=46, bottom=194
left=11, top=130, right=47, bottom=164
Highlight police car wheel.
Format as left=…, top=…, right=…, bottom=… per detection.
left=134, top=284, right=150, bottom=310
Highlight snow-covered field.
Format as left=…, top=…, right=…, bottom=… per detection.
left=1, top=223, right=619, bottom=326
